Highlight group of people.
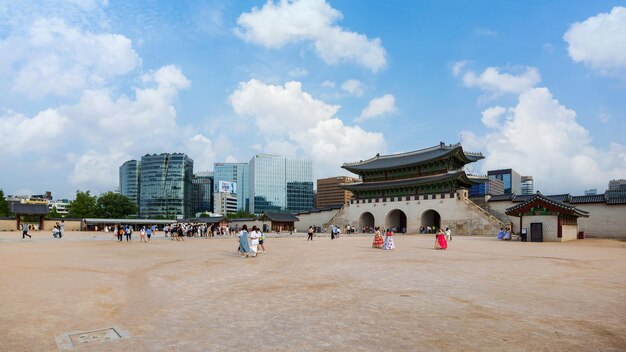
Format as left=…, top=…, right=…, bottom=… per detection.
left=497, top=227, right=512, bottom=240
left=52, top=221, right=64, bottom=239
left=372, top=227, right=396, bottom=250
left=237, top=225, right=266, bottom=258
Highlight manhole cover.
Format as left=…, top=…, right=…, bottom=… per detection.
left=56, top=327, right=129, bottom=350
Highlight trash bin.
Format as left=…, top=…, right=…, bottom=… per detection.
left=577, top=231, right=585, bottom=239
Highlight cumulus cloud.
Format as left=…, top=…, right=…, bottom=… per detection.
left=229, top=79, right=386, bottom=176
left=564, top=6, right=626, bottom=75
left=321, top=80, right=335, bottom=88
left=0, top=17, right=141, bottom=98
left=235, top=0, right=387, bottom=72
left=340, top=79, right=364, bottom=96
left=69, top=150, right=130, bottom=189
left=461, top=66, right=541, bottom=99
left=461, top=87, right=626, bottom=193
left=0, top=109, right=69, bottom=154
left=357, top=94, right=397, bottom=122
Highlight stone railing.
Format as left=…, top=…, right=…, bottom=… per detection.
left=464, top=197, right=505, bottom=227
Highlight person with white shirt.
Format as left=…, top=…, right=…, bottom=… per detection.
left=249, top=226, right=260, bottom=257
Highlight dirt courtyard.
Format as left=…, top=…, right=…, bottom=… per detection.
left=0, top=231, right=624, bottom=351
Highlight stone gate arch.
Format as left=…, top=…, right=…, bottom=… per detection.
left=385, top=209, right=407, bottom=233
left=420, top=209, right=441, bottom=230
left=359, top=212, right=375, bottom=231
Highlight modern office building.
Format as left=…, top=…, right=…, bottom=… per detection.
left=316, top=176, right=359, bottom=208
left=584, top=189, right=598, bottom=196
left=469, top=178, right=504, bottom=197
left=119, top=160, right=141, bottom=207
left=213, top=163, right=249, bottom=212
left=521, top=176, right=534, bottom=195
left=191, top=172, right=213, bottom=216
left=214, top=191, right=238, bottom=215
left=139, top=153, right=193, bottom=219
left=607, top=179, right=626, bottom=198
left=249, top=154, right=314, bottom=214
left=488, top=168, right=521, bottom=195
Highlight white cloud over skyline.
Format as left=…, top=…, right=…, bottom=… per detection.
left=235, top=0, right=387, bottom=72
left=357, top=94, right=397, bottom=122
left=461, top=66, right=541, bottom=100
left=229, top=79, right=386, bottom=177
left=564, top=6, right=626, bottom=76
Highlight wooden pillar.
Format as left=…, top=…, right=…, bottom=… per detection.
left=16, top=214, right=20, bottom=230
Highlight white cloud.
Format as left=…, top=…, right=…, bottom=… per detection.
left=230, top=79, right=339, bottom=135
left=340, top=79, right=364, bottom=96
left=480, top=106, right=507, bottom=129
left=229, top=78, right=386, bottom=176
left=462, top=87, right=626, bottom=193
left=357, top=94, right=397, bottom=121
left=462, top=66, right=541, bottom=99
left=451, top=61, right=469, bottom=77
left=0, top=109, right=69, bottom=154
left=288, top=67, right=308, bottom=78
left=0, top=17, right=140, bottom=98
left=69, top=150, right=130, bottom=189
left=564, top=6, right=626, bottom=75
left=235, top=0, right=386, bottom=72
left=184, top=134, right=217, bottom=171
left=321, top=80, right=335, bottom=88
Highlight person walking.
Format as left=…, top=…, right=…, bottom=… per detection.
left=382, top=228, right=395, bottom=250
left=372, top=226, right=384, bottom=248
left=22, top=223, right=31, bottom=239
left=140, top=227, right=147, bottom=243
left=238, top=225, right=251, bottom=258
left=146, top=226, right=152, bottom=243
left=258, top=228, right=266, bottom=253
left=307, top=226, right=314, bottom=241
left=125, top=225, right=132, bottom=242
left=435, top=228, right=448, bottom=250
left=445, top=227, right=451, bottom=243
left=117, top=225, right=124, bottom=242
left=249, top=226, right=260, bottom=257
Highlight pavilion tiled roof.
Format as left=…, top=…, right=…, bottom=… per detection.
left=339, top=171, right=478, bottom=192
left=260, top=212, right=299, bottom=222
left=570, top=194, right=606, bottom=204
left=341, top=142, right=483, bottom=173
left=488, top=194, right=515, bottom=202
left=10, top=203, right=49, bottom=215
left=505, top=193, right=589, bottom=218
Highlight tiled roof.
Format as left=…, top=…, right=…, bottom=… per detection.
left=607, top=197, right=626, bottom=205
left=570, top=195, right=606, bottom=204
left=488, top=194, right=515, bottom=201
left=340, top=171, right=478, bottom=191
left=260, top=212, right=299, bottom=222
left=505, top=193, right=589, bottom=218
left=10, top=203, right=49, bottom=215
left=544, top=194, right=571, bottom=202
left=342, top=143, right=483, bottom=172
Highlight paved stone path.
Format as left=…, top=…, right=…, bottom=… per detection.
left=0, top=232, right=624, bottom=351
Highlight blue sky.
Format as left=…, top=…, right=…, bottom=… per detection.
left=0, top=0, right=625, bottom=199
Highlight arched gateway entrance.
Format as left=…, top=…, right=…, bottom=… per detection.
left=386, top=209, right=407, bottom=233
left=359, top=212, right=375, bottom=231
left=421, top=209, right=441, bottom=230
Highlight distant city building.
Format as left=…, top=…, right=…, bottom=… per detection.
left=249, top=154, right=313, bottom=214
left=49, top=199, right=70, bottom=215
left=469, top=178, right=504, bottom=197
left=316, top=176, right=359, bottom=208
left=607, top=179, right=626, bottom=198
left=584, top=189, right=597, bottom=196
left=213, top=163, right=249, bottom=212
left=521, top=176, right=534, bottom=195
left=192, top=172, right=213, bottom=216
left=214, top=191, right=238, bottom=215
left=488, top=168, right=521, bottom=195
left=139, top=153, right=193, bottom=219
left=119, top=160, right=141, bottom=207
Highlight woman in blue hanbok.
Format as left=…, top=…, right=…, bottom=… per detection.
left=238, top=225, right=251, bottom=258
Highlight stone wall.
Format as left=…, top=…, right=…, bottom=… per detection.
left=0, top=218, right=16, bottom=231
left=43, top=219, right=81, bottom=231
left=295, top=209, right=341, bottom=232
left=562, top=224, right=578, bottom=242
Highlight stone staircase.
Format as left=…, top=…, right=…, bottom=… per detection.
left=323, top=204, right=350, bottom=230
left=464, top=197, right=506, bottom=228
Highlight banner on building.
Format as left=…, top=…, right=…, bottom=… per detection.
left=218, top=181, right=237, bottom=194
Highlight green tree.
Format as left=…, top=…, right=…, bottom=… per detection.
left=47, top=206, right=61, bottom=219
left=96, top=192, right=138, bottom=219
left=68, top=190, right=97, bottom=218
left=0, top=189, right=11, bottom=217
left=226, top=209, right=256, bottom=219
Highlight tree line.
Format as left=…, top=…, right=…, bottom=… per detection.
left=0, top=189, right=138, bottom=219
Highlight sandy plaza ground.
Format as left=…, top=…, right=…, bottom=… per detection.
left=0, top=231, right=625, bottom=351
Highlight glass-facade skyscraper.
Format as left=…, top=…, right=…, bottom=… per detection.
left=213, top=163, right=249, bottom=212
left=192, top=172, right=213, bottom=216
left=249, top=154, right=313, bottom=214
left=139, top=153, right=193, bottom=219
left=119, top=159, right=141, bottom=209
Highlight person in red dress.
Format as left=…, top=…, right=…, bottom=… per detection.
left=435, top=228, right=448, bottom=250
left=372, top=226, right=384, bottom=248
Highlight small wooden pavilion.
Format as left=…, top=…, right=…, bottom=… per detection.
left=11, top=203, right=49, bottom=230
left=505, top=192, right=589, bottom=242
left=258, top=212, right=299, bottom=233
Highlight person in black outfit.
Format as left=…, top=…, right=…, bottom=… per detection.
left=117, top=224, right=124, bottom=242
left=307, top=226, right=314, bottom=241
